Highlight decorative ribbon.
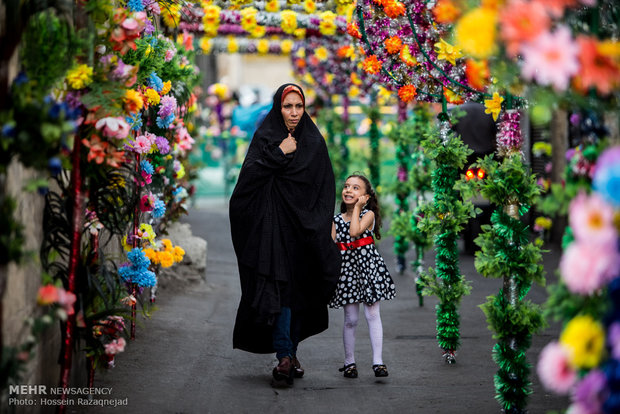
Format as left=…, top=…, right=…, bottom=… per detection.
left=337, top=235, right=374, bottom=251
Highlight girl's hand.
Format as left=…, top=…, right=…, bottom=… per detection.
left=279, top=133, right=297, bottom=154
left=355, top=195, right=369, bottom=208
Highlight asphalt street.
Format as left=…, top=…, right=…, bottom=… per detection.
left=68, top=203, right=569, bottom=414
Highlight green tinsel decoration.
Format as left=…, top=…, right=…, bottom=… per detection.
left=418, top=120, right=475, bottom=361
left=367, top=103, right=381, bottom=188
left=461, top=152, right=547, bottom=412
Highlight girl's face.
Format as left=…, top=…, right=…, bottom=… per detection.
left=281, top=92, right=304, bottom=132
left=342, top=177, right=367, bottom=206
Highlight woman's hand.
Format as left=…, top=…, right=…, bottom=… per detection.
left=279, top=133, right=297, bottom=154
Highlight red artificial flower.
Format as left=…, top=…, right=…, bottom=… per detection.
left=384, top=36, right=403, bottom=54
left=383, top=0, right=406, bottom=19
left=398, top=84, right=417, bottom=103
left=573, top=35, right=620, bottom=96
left=465, top=59, right=490, bottom=91
left=37, top=285, right=59, bottom=306
left=347, top=22, right=362, bottom=39
left=433, top=0, right=461, bottom=24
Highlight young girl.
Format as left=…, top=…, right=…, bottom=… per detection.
left=329, top=174, right=395, bottom=378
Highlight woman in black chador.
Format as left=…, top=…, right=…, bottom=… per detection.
left=229, top=83, right=341, bottom=385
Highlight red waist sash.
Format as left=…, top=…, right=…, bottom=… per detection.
left=337, top=236, right=374, bottom=251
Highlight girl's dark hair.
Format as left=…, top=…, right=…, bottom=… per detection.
left=340, top=174, right=383, bottom=240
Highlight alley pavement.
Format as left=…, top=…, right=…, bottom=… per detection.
left=69, top=203, right=569, bottom=414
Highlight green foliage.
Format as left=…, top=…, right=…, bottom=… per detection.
left=543, top=280, right=610, bottom=324
left=0, top=196, right=25, bottom=265
left=481, top=294, right=547, bottom=341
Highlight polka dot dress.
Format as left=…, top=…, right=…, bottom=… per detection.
left=329, top=211, right=395, bottom=309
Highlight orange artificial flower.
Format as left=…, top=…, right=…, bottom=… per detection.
left=443, top=87, right=464, bottom=104
left=398, top=84, right=417, bottom=103
left=465, top=59, right=490, bottom=91
left=124, top=89, right=144, bottom=113
left=362, top=55, right=382, bottom=74
left=499, top=0, right=550, bottom=57
left=433, top=0, right=461, bottom=24
left=574, top=35, right=620, bottom=96
left=383, top=0, right=406, bottom=18
left=400, top=45, right=417, bottom=66
left=37, top=285, right=59, bottom=305
left=347, top=22, right=362, bottom=39
left=371, top=0, right=385, bottom=5
left=337, top=45, right=355, bottom=59
left=384, top=36, right=403, bottom=54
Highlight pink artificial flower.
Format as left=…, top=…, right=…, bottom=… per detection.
left=57, top=288, right=77, bottom=315
left=140, top=171, right=152, bottom=186
left=95, top=117, right=130, bottom=139
left=176, top=126, right=195, bottom=152
left=520, top=26, right=580, bottom=91
left=140, top=193, right=155, bottom=212
left=104, top=338, right=127, bottom=355
left=537, top=341, right=577, bottom=394
left=131, top=134, right=154, bottom=154
left=569, top=191, right=617, bottom=245
left=499, top=0, right=550, bottom=57
left=181, top=32, right=194, bottom=51
left=37, top=285, right=59, bottom=305
left=560, top=241, right=620, bottom=295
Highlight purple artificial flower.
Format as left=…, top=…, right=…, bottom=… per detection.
left=572, top=369, right=608, bottom=414
left=158, top=96, right=177, bottom=118
left=155, top=136, right=171, bottom=154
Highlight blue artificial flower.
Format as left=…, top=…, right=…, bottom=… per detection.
left=152, top=198, right=166, bottom=219
left=127, top=0, right=144, bottom=12
left=2, top=123, right=16, bottom=137
left=594, top=163, right=620, bottom=207
left=156, top=113, right=175, bottom=129
left=13, top=72, right=28, bottom=86
left=48, top=157, right=62, bottom=176
left=140, top=160, right=155, bottom=175
left=172, top=186, right=188, bottom=203
left=126, top=112, right=143, bottom=131
left=148, top=72, right=163, bottom=93
left=128, top=247, right=151, bottom=268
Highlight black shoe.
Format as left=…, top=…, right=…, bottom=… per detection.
left=292, top=357, right=304, bottom=378
left=339, top=363, right=358, bottom=378
left=272, top=357, right=294, bottom=385
left=372, top=364, right=388, bottom=377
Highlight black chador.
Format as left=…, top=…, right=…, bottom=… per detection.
left=229, top=84, right=341, bottom=353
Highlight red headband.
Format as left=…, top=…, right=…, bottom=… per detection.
left=281, top=85, right=304, bottom=106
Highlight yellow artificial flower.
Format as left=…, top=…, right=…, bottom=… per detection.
left=265, top=0, right=280, bottom=12
left=324, top=73, right=334, bottom=84
left=123, top=89, right=144, bottom=113
left=227, top=36, right=239, bottom=54
left=251, top=25, right=266, bottom=38
left=161, top=80, right=172, bottom=95
left=121, top=235, right=132, bottom=252
left=319, top=11, right=337, bottom=36
left=176, top=163, right=186, bottom=179
left=280, top=10, right=298, bottom=34
left=434, top=39, right=463, bottom=65
left=350, top=72, right=362, bottom=86
left=257, top=39, right=270, bottom=54
left=158, top=251, right=174, bottom=268
left=144, top=44, right=153, bottom=57
left=139, top=223, right=157, bottom=246
left=143, top=248, right=158, bottom=264
left=400, top=44, right=417, bottom=66
left=534, top=216, right=552, bottom=230
left=280, top=39, right=294, bottom=54
left=240, top=7, right=258, bottom=32
left=314, top=46, right=329, bottom=61
left=443, top=87, right=464, bottom=104
left=66, top=64, right=94, bottom=90
left=295, top=47, right=306, bottom=58
left=348, top=85, right=360, bottom=98
left=455, top=7, right=497, bottom=59
left=484, top=92, right=503, bottom=121
left=302, top=73, right=315, bottom=85
left=172, top=246, right=185, bottom=263
left=560, top=315, right=605, bottom=369
left=294, top=28, right=306, bottom=39
left=161, top=2, right=181, bottom=28
left=144, top=88, right=161, bottom=105
left=304, top=0, right=317, bottom=13
left=202, top=4, right=221, bottom=37
left=161, top=239, right=173, bottom=251
left=200, top=37, right=213, bottom=54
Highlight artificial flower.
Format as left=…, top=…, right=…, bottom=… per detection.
left=304, top=0, right=317, bottom=14
left=56, top=289, right=77, bottom=316
left=161, top=2, right=181, bottom=28
left=95, top=117, right=130, bottom=139
left=37, top=285, right=60, bottom=305
left=265, top=0, right=280, bottom=12
left=571, top=369, right=608, bottom=414
left=385, top=36, right=403, bottom=54
left=161, top=80, right=172, bottom=96
left=362, top=55, right=382, bottom=74
left=593, top=146, right=620, bottom=206
left=569, top=191, right=617, bottom=245
left=280, top=39, right=294, bottom=54
left=66, top=64, right=94, bottom=90
left=202, top=4, right=221, bottom=37
left=521, top=26, right=580, bottom=91
left=159, top=251, right=174, bottom=268
left=484, top=92, right=503, bottom=121
left=537, top=0, right=578, bottom=18
left=454, top=7, right=497, bottom=59
left=140, top=194, right=155, bottom=212
left=172, top=246, right=185, bottom=263
left=227, top=36, right=239, bottom=54
left=534, top=216, right=552, bottom=232
left=123, top=89, right=144, bottom=113
left=400, top=45, right=417, bottom=66
left=499, top=0, right=550, bottom=57
left=148, top=72, right=164, bottom=92
left=434, top=39, right=463, bottom=65
left=347, top=22, right=361, bottom=39
left=560, top=241, right=620, bottom=295
left=433, top=0, right=461, bottom=24
left=560, top=315, right=606, bottom=369
left=337, top=45, right=354, bottom=59
left=398, top=84, right=417, bottom=103
left=250, top=25, right=266, bottom=38
left=144, top=88, right=161, bottom=106
left=240, top=7, right=258, bottom=32
left=443, top=87, right=463, bottom=104
left=383, top=0, right=406, bottom=19
left=319, top=11, right=337, bottom=36
left=324, top=73, right=334, bottom=84
left=314, top=46, right=329, bottom=61
left=104, top=338, right=127, bottom=355
left=465, top=59, right=489, bottom=90
left=574, top=35, right=620, bottom=96
left=537, top=341, right=577, bottom=394
left=152, top=198, right=166, bottom=219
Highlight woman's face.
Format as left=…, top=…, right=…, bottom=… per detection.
left=281, top=92, right=304, bottom=132
left=342, top=177, right=367, bottom=206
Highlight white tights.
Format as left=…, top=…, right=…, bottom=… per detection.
left=343, top=302, right=383, bottom=366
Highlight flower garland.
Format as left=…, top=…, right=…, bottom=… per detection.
left=199, top=35, right=296, bottom=55
left=417, top=119, right=476, bottom=363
